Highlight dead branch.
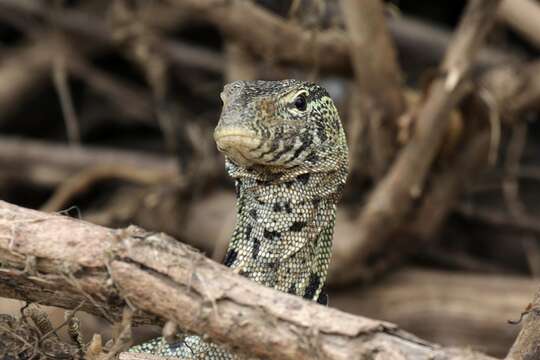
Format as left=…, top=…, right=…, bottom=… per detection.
left=456, top=204, right=540, bottom=234
left=0, top=0, right=517, bottom=77
left=168, top=0, right=521, bottom=73
left=66, top=57, right=156, bottom=125
left=0, top=37, right=61, bottom=121
left=388, top=14, right=517, bottom=70
left=331, top=0, right=502, bottom=284
left=224, top=41, right=258, bottom=82
left=156, top=39, right=224, bottom=73
left=0, top=200, right=497, bottom=360
left=332, top=268, right=538, bottom=356
left=52, top=52, right=81, bottom=145
left=428, top=61, right=540, bottom=245
left=0, top=5, right=118, bottom=124
left=409, top=132, right=490, bottom=238
left=331, top=61, right=540, bottom=285
left=0, top=136, right=224, bottom=252
left=498, top=0, right=540, bottom=51
left=0, top=136, right=180, bottom=187
left=330, top=131, right=491, bottom=283
left=340, top=0, right=405, bottom=177
left=0, top=0, right=224, bottom=73
left=484, top=61, right=540, bottom=116
left=506, top=287, right=540, bottom=360
left=41, top=165, right=183, bottom=213
left=168, top=0, right=350, bottom=72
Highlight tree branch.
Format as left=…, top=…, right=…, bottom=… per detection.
left=0, top=0, right=225, bottom=74
left=0, top=200, right=497, bottom=360
left=389, top=15, right=516, bottom=71
left=331, top=0, right=503, bottom=284
left=498, top=0, right=540, bottom=51
left=340, top=0, right=405, bottom=177
left=0, top=36, right=63, bottom=121
left=0, top=137, right=180, bottom=187
left=332, top=268, right=537, bottom=356
left=0, top=0, right=515, bottom=76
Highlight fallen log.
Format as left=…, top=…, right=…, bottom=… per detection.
left=0, top=200, right=497, bottom=360
left=332, top=268, right=537, bottom=356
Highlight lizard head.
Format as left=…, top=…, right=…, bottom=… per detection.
left=214, top=79, right=348, bottom=176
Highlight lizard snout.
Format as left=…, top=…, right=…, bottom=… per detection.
left=214, top=126, right=261, bottom=166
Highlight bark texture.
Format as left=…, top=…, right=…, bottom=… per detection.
left=0, top=200, right=496, bottom=360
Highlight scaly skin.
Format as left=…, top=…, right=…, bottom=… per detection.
left=130, top=79, right=349, bottom=358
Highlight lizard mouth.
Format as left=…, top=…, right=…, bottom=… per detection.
left=214, top=128, right=261, bottom=165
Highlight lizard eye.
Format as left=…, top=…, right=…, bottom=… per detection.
left=294, top=94, right=307, bottom=111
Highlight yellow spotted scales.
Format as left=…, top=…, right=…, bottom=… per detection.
left=129, top=79, right=349, bottom=358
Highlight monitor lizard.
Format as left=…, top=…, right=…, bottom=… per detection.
left=129, top=79, right=349, bottom=358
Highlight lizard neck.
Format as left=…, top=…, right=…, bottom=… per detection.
left=222, top=170, right=343, bottom=304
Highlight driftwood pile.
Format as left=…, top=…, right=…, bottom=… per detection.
left=0, top=0, right=540, bottom=359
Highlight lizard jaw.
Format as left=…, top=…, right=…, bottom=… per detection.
left=214, top=128, right=261, bottom=166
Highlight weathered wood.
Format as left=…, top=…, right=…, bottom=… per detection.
left=0, top=200, right=497, bottom=360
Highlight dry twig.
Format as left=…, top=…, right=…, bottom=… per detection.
left=52, top=52, right=81, bottom=145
